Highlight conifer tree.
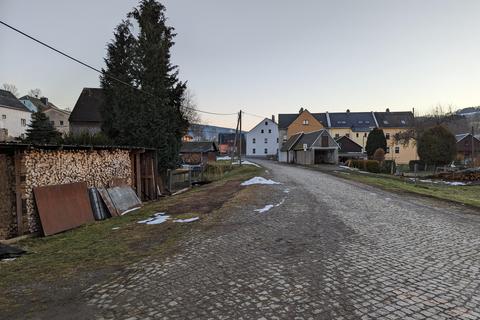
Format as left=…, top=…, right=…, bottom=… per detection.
left=101, top=0, right=188, bottom=171
left=365, top=128, right=387, bottom=158
left=25, top=112, right=61, bottom=144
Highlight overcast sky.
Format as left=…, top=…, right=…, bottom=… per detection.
left=1, top=0, right=480, bottom=129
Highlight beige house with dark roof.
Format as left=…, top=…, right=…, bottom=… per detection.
left=19, top=95, right=70, bottom=134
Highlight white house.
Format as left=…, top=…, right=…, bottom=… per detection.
left=0, top=89, right=32, bottom=141
left=246, top=117, right=279, bottom=157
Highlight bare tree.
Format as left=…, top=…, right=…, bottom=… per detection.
left=28, top=88, right=42, bottom=98
left=2, top=83, right=19, bottom=97
left=181, top=88, right=200, bottom=125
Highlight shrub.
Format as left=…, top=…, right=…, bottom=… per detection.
left=373, top=148, right=386, bottom=162
left=417, top=125, right=456, bottom=165
left=380, top=160, right=396, bottom=174
left=349, top=159, right=380, bottom=173
left=409, top=160, right=426, bottom=172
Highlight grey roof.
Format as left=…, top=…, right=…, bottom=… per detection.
left=292, top=131, right=321, bottom=150
left=69, top=88, right=104, bottom=123
left=278, top=112, right=328, bottom=129
left=335, top=135, right=363, bottom=153
left=328, top=112, right=376, bottom=129
left=280, top=132, right=302, bottom=152
left=0, top=89, right=31, bottom=112
left=180, top=141, right=218, bottom=153
left=374, top=111, right=414, bottom=128
left=455, top=133, right=469, bottom=142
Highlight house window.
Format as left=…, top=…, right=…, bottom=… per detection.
left=395, top=146, right=400, bottom=154
left=386, top=147, right=390, bottom=153
left=252, top=138, right=256, bottom=144
left=346, top=133, right=350, bottom=138
left=283, top=135, right=287, bottom=142
left=1, top=115, right=5, bottom=120
left=21, top=119, right=26, bottom=127
left=386, top=133, right=390, bottom=140
left=276, top=138, right=279, bottom=143
left=264, top=138, right=268, bottom=143
left=268, top=129, right=272, bottom=133
left=356, top=133, right=359, bottom=138
left=265, top=121, right=268, bottom=126
left=364, top=133, right=367, bottom=137
left=252, top=148, right=256, bottom=154
left=335, top=133, right=340, bottom=138
left=261, top=129, right=264, bottom=133
left=264, top=148, right=268, bottom=154
left=302, top=119, right=309, bottom=125
left=60, top=120, right=64, bottom=126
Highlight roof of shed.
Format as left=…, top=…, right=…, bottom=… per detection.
left=335, top=135, right=363, bottom=153
left=69, top=88, right=104, bottom=123
left=180, top=141, right=218, bottom=153
left=374, top=111, right=414, bottom=128
left=280, top=132, right=302, bottom=152
left=0, top=90, right=31, bottom=112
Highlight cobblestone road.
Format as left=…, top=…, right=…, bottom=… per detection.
left=86, top=160, right=480, bottom=319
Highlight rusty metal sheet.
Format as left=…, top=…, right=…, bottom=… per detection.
left=97, top=188, right=120, bottom=217
left=107, top=186, right=142, bottom=215
left=33, top=182, right=94, bottom=236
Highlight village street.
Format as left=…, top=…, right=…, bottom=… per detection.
left=79, top=160, right=480, bottom=320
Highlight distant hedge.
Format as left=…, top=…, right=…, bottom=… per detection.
left=348, top=159, right=380, bottom=173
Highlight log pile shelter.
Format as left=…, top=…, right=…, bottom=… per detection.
left=0, top=143, right=158, bottom=239
left=280, top=130, right=339, bottom=165
left=180, top=141, right=218, bottom=165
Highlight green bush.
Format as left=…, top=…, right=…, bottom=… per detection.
left=61, top=132, right=112, bottom=146
left=348, top=159, right=380, bottom=173
left=380, top=160, right=396, bottom=174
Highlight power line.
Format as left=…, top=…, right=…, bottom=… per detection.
left=0, top=19, right=238, bottom=117
left=243, top=111, right=269, bottom=119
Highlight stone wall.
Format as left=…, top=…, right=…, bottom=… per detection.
left=21, top=149, right=132, bottom=234
left=0, top=154, right=16, bottom=238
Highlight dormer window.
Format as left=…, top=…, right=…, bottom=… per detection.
left=265, top=121, right=268, bottom=126
left=383, top=120, right=389, bottom=124
left=401, top=120, right=406, bottom=124
left=303, top=119, right=309, bottom=125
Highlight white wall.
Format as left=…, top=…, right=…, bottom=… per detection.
left=0, top=107, right=32, bottom=139
left=246, top=118, right=279, bottom=157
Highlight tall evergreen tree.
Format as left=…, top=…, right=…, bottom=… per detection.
left=25, top=112, right=61, bottom=144
left=365, top=128, right=387, bottom=158
left=101, top=0, right=188, bottom=171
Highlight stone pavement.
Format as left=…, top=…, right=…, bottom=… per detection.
left=85, top=160, right=480, bottom=319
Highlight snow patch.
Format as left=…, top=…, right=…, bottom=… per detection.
left=275, top=198, right=285, bottom=207
left=241, top=177, right=281, bottom=186
left=254, top=204, right=274, bottom=213
left=232, top=160, right=261, bottom=167
left=112, top=227, right=120, bottom=230
left=138, top=212, right=170, bottom=225
left=283, top=189, right=290, bottom=193
left=174, top=217, right=200, bottom=223
left=411, top=178, right=468, bottom=186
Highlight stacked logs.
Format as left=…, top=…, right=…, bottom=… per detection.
left=435, top=168, right=480, bottom=182
left=22, top=149, right=132, bottom=233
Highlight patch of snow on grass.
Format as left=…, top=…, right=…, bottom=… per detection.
left=284, top=189, right=290, bottom=193
left=138, top=212, right=170, bottom=225
left=275, top=198, right=285, bottom=207
left=254, top=204, right=274, bottom=213
left=232, top=160, right=261, bottom=167
left=241, top=177, right=281, bottom=186
left=174, top=217, right=200, bottom=223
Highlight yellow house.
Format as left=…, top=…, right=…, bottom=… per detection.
left=278, top=109, right=417, bottom=165
left=375, top=111, right=417, bottom=164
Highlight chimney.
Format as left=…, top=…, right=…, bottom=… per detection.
left=346, top=109, right=350, bottom=113
left=40, top=97, right=48, bottom=106
left=386, top=108, right=390, bottom=112
left=272, top=115, right=275, bottom=123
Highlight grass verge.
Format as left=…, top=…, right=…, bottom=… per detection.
left=0, top=163, right=263, bottom=304
left=331, top=169, right=480, bottom=208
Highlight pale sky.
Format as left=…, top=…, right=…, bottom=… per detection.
left=1, top=0, right=480, bottom=130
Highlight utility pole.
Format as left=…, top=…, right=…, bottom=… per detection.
left=231, top=112, right=240, bottom=165
left=472, top=126, right=475, bottom=167
left=239, top=110, right=242, bottom=166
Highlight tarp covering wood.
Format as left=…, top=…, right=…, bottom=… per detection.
left=33, top=182, right=94, bottom=236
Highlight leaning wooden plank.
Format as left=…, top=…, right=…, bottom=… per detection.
left=97, top=188, right=120, bottom=217
left=33, top=182, right=94, bottom=236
